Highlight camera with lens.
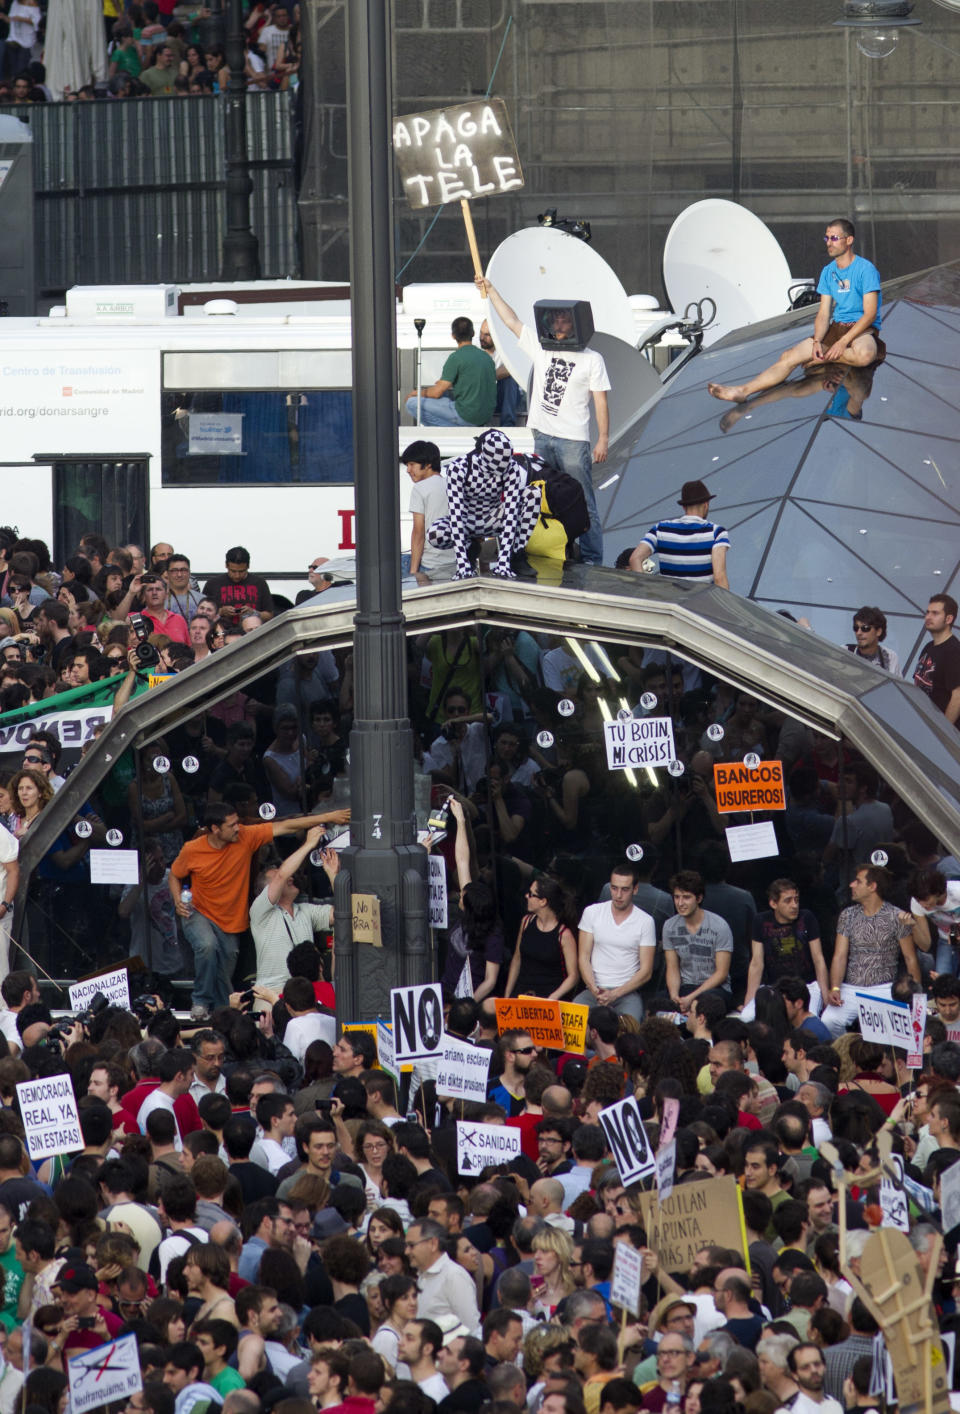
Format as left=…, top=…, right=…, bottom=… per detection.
left=43, top=990, right=111, bottom=1048
left=131, top=993, right=160, bottom=1023
left=129, top=612, right=160, bottom=669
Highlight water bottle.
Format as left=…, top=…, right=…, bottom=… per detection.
left=666, top=1382, right=683, bottom=1410
left=180, top=888, right=194, bottom=917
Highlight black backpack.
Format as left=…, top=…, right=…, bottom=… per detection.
left=515, top=453, right=590, bottom=542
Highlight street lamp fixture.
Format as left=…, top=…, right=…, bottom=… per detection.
left=834, top=0, right=921, bottom=57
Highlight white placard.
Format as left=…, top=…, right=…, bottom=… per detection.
left=69, top=966, right=130, bottom=1013
left=187, top=412, right=244, bottom=456
left=67, top=1332, right=142, bottom=1413
left=603, top=717, right=676, bottom=771
left=375, top=1020, right=398, bottom=1082
left=610, top=1240, right=643, bottom=1317
left=879, top=1154, right=909, bottom=1233
left=940, top=1157, right=960, bottom=1235
left=428, top=854, right=448, bottom=930
left=456, top=1120, right=520, bottom=1175
left=656, top=1139, right=676, bottom=1202
left=435, top=1038, right=492, bottom=1101
left=391, top=982, right=444, bottom=1064
left=725, top=820, right=779, bottom=863
left=89, top=849, right=140, bottom=885
left=17, top=1074, right=83, bottom=1161
left=598, top=1095, right=656, bottom=1186
left=907, top=993, right=927, bottom=1069
left=856, top=992, right=913, bottom=1050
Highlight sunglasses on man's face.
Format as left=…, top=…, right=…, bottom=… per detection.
left=511, top=1045, right=536, bottom=1056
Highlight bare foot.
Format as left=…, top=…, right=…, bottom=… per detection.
left=708, top=382, right=749, bottom=403
left=719, top=407, right=743, bottom=433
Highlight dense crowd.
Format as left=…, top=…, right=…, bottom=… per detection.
left=0, top=1, right=299, bottom=102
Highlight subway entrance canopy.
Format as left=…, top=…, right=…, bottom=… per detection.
left=597, top=261, right=960, bottom=675
left=14, top=568, right=960, bottom=1005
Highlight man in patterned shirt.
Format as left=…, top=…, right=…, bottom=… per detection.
left=820, top=864, right=920, bottom=1036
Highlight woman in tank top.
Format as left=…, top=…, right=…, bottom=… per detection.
left=504, top=874, right=578, bottom=1000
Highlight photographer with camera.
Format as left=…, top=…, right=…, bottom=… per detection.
left=115, top=572, right=190, bottom=646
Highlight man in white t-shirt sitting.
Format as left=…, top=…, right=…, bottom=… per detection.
left=574, top=862, right=656, bottom=1021
left=477, top=276, right=611, bottom=565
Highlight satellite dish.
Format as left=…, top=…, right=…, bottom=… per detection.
left=663, top=200, right=794, bottom=347
left=587, top=332, right=662, bottom=447
left=485, top=227, right=636, bottom=387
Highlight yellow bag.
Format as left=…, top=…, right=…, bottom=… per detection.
left=525, top=479, right=568, bottom=560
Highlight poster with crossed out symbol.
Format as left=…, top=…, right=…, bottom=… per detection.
left=67, top=1333, right=142, bottom=1413
left=456, top=1121, right=520, bottom=1175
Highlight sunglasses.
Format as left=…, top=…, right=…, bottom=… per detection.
left=511, top=1045, right=537, bottom=1056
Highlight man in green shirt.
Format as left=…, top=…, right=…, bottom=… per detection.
left=0, top=1202, right=23, bottom=1331
left=194, top=1321, right=246, bottom=1396
left=140, top=45, right=177, bottom=95
left=405, top=316, right=496, bottom=427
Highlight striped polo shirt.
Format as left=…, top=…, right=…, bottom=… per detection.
left=642, top=514, right=730, bottom=580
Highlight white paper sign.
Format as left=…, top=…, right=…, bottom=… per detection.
left=603, top=717, right=676, bottom=771
left=907, top=993, right=927, bottom=1069
left=656, top=1139, right=676, bottom=1202
left=428, top=854, right=448, bottom=930
left=879, top=1155, right=909, bottom=1233
left=725, top=820, right=779, bottom=863
left=67, top=1332, right=142, bottom=1413
left=17, top=1074, right=83, bottom=1161
left=610, top=1240, right=643, bottom=1316
left=940, top=1156, right=960, bottom=1235
left=598, top=1095, right=656, bottom=1186
left=89, top=849, right=140, bottom=885
left=187, top=412, right=244, bottom=456
left=376, top=1020, right=398, bottom=1082
left=456, top=1120, right=520, bottom=1175
left=69, top=967, right=130, bottom=1013
left=391, top=982, right=444, bottom=1064
left=856, top=992, right=913, bottom=1051
left=435, top=1038, right=492, bottom=1101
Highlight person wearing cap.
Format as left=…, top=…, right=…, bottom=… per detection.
left=54, top=1262, right=123, bottom=1363
left=628, top=481, right=730, bottom=587
left=630, top=1295, right=697, bottom=1385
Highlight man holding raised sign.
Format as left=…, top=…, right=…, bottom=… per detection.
left=820, top=863, right=920, bottom=1036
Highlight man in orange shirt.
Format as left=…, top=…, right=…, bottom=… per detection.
left=170, top=801, right=348, bottom=1020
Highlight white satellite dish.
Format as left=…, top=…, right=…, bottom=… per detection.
left=587, top=332, right=662, bottom=447
left=485, top=227, right=636, bottom=387
left=662, top=200, right=795, bottom=348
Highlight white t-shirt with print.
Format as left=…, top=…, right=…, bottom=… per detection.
left=518, top=324, right=611, bottom=443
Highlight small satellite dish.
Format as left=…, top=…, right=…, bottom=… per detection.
left=662, top=200, right=794, bottom=347
left=485, top=227, right=636, bottom=387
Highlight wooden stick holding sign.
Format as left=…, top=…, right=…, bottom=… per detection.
left=392, top=97, right=524, bottom=284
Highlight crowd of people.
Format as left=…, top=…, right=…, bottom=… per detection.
left=0, top=1, right=299, bottom=103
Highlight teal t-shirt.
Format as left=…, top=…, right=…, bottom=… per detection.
left=0, top=1245, right=23, bottom=1328
left=441, top=343, right=496, bottom=425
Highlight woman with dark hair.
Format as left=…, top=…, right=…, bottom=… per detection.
left=371, top=1274, right=418, bottom=1373
left=440, top=797, right=503, bottom=1001
left=375, top=1236, right=411, bottom=1279
left=352, top=1121, right=396, bottom=1211
left=830, top=1090, right=886, bottom=1147
left=259, top=1248, right=306, bottom=1312
left=698, top=1378, right=741, bottom=1414
left=642, top=1041, right=699, bottom=1104
left=146, top=1297, right=186, bottom=1346
left=505, top=873, right=578, bottom=1000
left=23, top=1366, right=67, bottom=1414
left=751, top=988, right=789, bottom=1042
left=366, top=1207, right=405, bottom=1259
left=294, top=1040, right=334, bottom=1114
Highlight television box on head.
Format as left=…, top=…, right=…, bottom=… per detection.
left=533, top=299, right=595, bottom=352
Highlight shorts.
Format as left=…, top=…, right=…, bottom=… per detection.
left=822, top=321, right=886, bottom=365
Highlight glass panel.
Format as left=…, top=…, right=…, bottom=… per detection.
left=163, top=350, right=352, bottom=391
left=52, top=461, right=149, bottom=568
left=160, top=391, right=354, bottom=486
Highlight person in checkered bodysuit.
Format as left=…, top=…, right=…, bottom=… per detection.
left=426, top=428, right=542, bottom=580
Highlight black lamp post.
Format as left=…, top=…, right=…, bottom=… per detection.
left=331, top=0, right=429, bottom=1022
left=221, top=0, right=260, bottom=280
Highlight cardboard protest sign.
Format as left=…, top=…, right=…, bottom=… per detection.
left=435, top=1037, right=491, bottom=1102
left=428, top=855, right=448, bottom=930
left=598, top=1096, right=656, bottom=1187
left=856, top=992, right=913, bottom=1050
left=69, top=966, right=130, bottom=1014
left=392, top=983, right=444, bottom=1064
left=67, top=1332, right=142, bottom=1413
left=604, top=717, right=676, bottom=771
left=495, top=997, right=565, bottom=1049
left=638, top=1176, right=749, bottom=1274
left=611, top=1241, right=643, bottom=1316
left=714, top=760, right=786, bottom=813
left=858, top=1228, right=950, bottom=1414
left=17, top=1074, right=83, bottom=1162
left=456, top=1119, right=520, bottom=1175
left=559, top=1000, right=589, bottom=1054
left=393, top=98, right=524, bottom=210
left=351, top=893, right=382, bottom=946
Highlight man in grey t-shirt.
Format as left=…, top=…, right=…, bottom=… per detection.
left=663, top=868, right=734, bottom=1012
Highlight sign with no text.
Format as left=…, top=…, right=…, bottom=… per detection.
left=714, top=760, right=786, bottom=813
left=351, top=893, right=382, bottom=947
left=496, top=997, right=565, bottom=1049
left=393, top=98, right=524, bottom=210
